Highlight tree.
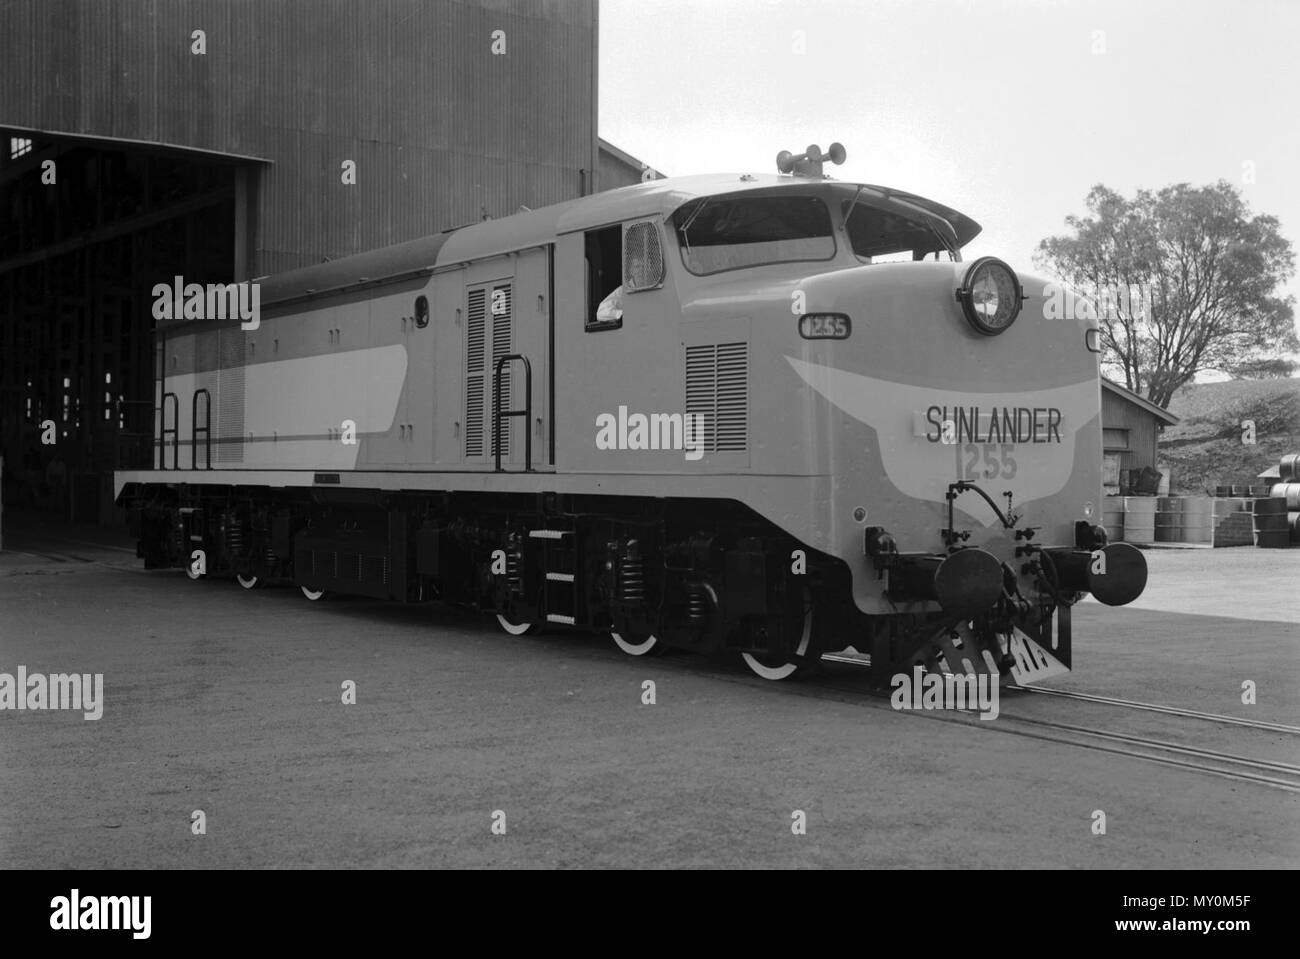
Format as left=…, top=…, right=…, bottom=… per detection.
left=1230, top=357, right=1296, bottom=379
left=1036, top=181, right=1296, bottom=409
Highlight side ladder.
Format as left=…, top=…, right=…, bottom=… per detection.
left=528, top=526, right=579, bottom=625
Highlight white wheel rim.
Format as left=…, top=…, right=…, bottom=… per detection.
left=497, top=614, right=533, bottom=636
left=740, top=589, right=813, bottom=681
left=237, top=574, right=259, bottom=590
left=612, top=631, right=659, bottom=656
left=301, top=586, right=325, bottom=601
left=741, top=653, right=800, bottom=681
left=185, top=566, right=202, bottom=581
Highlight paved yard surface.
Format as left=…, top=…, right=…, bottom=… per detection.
left=1, top=516, right=1296, bottom=868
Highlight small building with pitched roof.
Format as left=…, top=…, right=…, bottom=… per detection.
left=1101, top=377, right=1179, bottom=494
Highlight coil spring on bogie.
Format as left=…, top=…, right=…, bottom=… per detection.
left=686, top=584, right=708, bottom=624
left=224, top=516, right=245, bottom=555
left=618, top=540, right=644, bottom=604
left=506, top=549, right=522, bottom=595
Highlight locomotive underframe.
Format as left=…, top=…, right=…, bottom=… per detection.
left=119, top=481, right=1071, bottom=682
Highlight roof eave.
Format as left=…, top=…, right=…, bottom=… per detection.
left=1102, top=378, right=1180, bottom=424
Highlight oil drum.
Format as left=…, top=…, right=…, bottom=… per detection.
left=1102, top=495, right=1125, bottom=543
left=1155, top=496, right=1181, bottom=542
left=1270, top=483, right=1300, bottom=509
left=1279, top=453, right=1300, bottom=481
left=1254, top=497, right=1289, bottom=548
left=1123, top=497, right=1156, bottom=545
left=1180, top=498, right=1213, bottom=544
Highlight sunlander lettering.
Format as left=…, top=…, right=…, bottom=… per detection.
left=924, top=405, right=1062, bottom=444
left=151, top=275, right=260, bottom=331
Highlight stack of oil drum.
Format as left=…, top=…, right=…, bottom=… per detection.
left=1254, top=453, right=1300, bottom=548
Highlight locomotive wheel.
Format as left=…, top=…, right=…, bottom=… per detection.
left=300, top=586, right=326, bottom=601
left=237, top=573, right=260, bottom=590
left=611, top=630, right=666, bottom=657
left=496, top=613, right=538, bottom=636
left=185, top=563, right=204, bottom=581
left=740, top=588, right=816, bottom=681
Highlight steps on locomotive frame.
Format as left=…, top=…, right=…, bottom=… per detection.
left=529, top=525, right=579, bottom=625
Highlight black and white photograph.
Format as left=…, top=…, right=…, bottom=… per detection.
left=0, top=0, right=1295, bottom=933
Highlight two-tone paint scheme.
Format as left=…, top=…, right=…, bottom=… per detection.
left=117, top=168, right=1148, bottom=683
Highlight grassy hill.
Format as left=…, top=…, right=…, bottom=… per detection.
left=1159, top=378, right=1300, bottom=494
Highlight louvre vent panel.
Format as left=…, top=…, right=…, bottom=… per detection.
left=465, top=287, right=487, bottom=457
left=684, top=342, right=748, bottom=454
left=713, top=343, right=748, bottom=452
left=466, top=289, right=486, bottom=373
left=491, top=284, right=513, bottom=319
left=465, top=373, right=484, bottom=457
left=491, top=283, right=512, bottom=457
left=685, top=346, right=716, bottom=452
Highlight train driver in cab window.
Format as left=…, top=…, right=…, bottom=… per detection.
left=584, top=223, right=623, bottom=329
left=596, top=285, right=623, bottom=322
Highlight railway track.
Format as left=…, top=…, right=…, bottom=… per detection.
left=1003, top=683, right=1300, bottom=735
left=813, top=653, right=1300, bottom=793
left=971, top=713, right=1300, bottom=792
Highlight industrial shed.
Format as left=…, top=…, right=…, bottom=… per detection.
left=598, top=137, right=664, bottom=190
left=0, top=0, right=599, bottom=521
left=1100, top=377, right=1179, bottom=494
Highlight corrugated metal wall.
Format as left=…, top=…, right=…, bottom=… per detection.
left=1102, top=387, right=1160, bottom=472
left=0, top=0, right=599, bottom=274
left=598, top=140, right=664, bottom=191
left=600, top=147, right=645, bottom=191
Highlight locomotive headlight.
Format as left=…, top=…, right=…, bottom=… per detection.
left=956, top=257, right=1023, bottom=336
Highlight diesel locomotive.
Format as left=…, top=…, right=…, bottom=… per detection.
left=116, top=143, right=1148, bottom=683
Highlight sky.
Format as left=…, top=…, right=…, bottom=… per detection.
left=598, top=0, right=1300, bottom=376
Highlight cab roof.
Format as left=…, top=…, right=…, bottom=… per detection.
left=260, top=173, right=982, bottom=308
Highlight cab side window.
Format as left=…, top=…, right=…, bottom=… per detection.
left=584, top=225, right=622, bottom=332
